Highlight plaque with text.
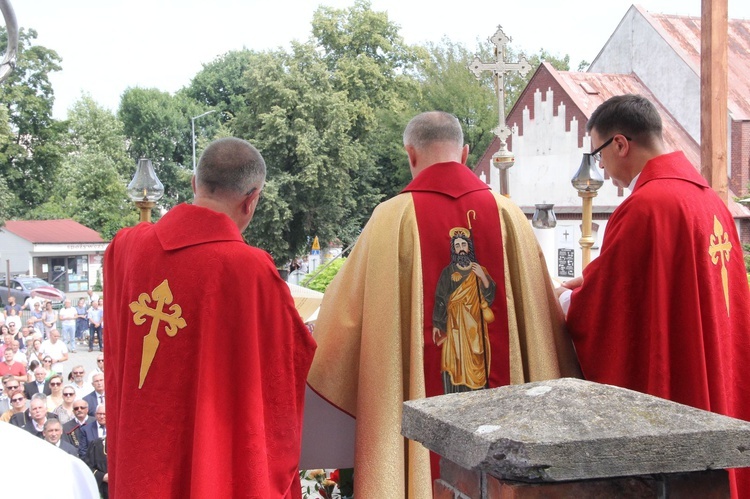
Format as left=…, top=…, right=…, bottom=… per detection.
left=558, top=248, right=575, bottom=277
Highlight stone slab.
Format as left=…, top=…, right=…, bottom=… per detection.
left=401, top=378, right=750, bottom=482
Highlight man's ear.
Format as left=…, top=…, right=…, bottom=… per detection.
left=191, top=176, right=197, bottom=195
left=615, top=134, right=630, bottom=157
left=405, top=144, right=418, bottom=169
left=461, top=144, right=469, bottom=164
left=243, top=188, right=261, bottom=216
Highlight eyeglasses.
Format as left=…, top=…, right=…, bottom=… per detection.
left=6, top=385, right=19, bottom=390
left=63, top=392, right=75, bottom=396
left=11, top=397, right=24, bottom=402
left=591, top=135, right=632, bottom=162
left=43, top=359, right=52, bottom=363
left=97, top=359, right=104, bottom=363
left=49, top=382, right=61, bottom=386
left=73, top=406, right=87, bottom=410
left=72, top=371, right=84, bottom=375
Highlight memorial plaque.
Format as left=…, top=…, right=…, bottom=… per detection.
left=558, top=248, right=575, bottom=277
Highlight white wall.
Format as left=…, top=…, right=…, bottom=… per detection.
left=589, top=7, right=700, bottom=141
left=0, top=231, right=34, bottom=276
left=484, top=88, right=625, bottom=279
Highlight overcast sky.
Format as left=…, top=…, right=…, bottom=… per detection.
left=9, top=0, right=750, bottom=120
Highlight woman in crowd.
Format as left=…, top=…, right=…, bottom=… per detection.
left=0, top=392, right=26, bottom=423
left=29, top=302, right=44, bottom=335
left=26, top=339, right=43, bottom=367
left=42, top=356, right=56, bottom=379
left=42, top=301, right=57, bottom=339
left=46, top=373, right=64, bottom=411
left=26, top=360, right=39, bottom=382
left=54, top=385, right=76, bottom=424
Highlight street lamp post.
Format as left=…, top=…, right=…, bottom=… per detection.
left=191, top=110, right=217, bottom=172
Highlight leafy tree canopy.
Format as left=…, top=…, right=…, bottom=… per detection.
left=0, top=27, right=64, bottom=217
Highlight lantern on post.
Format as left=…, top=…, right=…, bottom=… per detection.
left=127, top=158, right=164, bottom=223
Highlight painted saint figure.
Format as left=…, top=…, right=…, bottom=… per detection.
left=432, top=228, right=495, bottom=393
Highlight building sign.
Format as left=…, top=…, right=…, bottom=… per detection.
left=32, top=243, right=108, bottom=254
left=557, top=248, right=575, bottom=277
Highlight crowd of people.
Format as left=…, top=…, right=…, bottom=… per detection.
left=0, top=291, right=108, bottom=498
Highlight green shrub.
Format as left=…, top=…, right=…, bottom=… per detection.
left=301, top=257, right=346, bottom=293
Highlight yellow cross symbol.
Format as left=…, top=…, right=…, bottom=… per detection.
left=708, top=216, right=732, bottom=316
left=129, top=279, right=187, bottom=388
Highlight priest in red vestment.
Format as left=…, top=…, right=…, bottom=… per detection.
left=104, top=138, right=316, bottom=499
left=308, top=111, right=580, bottom=498
left=561, top=95, right=750, bottom=499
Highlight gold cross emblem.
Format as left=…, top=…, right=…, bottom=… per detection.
left=129, top=279, right=187, bottom=388
left=708, top=216, right=732, bottom=316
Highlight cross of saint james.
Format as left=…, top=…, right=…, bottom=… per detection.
left=130, top=279, right=187, bottom=388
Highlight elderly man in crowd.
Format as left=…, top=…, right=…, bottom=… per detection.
left=24, top=366, right=51, bottom=399
left=69, top=365, right=93, bottom=400
left=24, top=397, right=50, bottom=438
left=83, top=373, right=104, bottom=417
left=44, top=418, right=79, bottom=456
left=87, top=355, right=104, bottom=384
left=63, top=399, right=92, bottom=450
left=79, top=403, right=106, bottom=460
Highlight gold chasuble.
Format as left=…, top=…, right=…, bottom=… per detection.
left=308, top=162, right=580, bottom=498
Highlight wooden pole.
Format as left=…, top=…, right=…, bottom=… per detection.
left=700, top=0, right=728, bottom=205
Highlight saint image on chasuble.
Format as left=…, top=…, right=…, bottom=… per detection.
left=432, top=217, right=496, bottom=394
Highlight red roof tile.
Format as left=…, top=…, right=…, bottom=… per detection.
left=3, top=220, right=105, bottom=243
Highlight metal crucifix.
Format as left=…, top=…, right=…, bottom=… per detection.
left=469, top=26, right=531, bottom=196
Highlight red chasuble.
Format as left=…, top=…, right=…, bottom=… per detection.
left=104, top=204, right=316, bottom=499
left=567, top=152, right=750, bottom=498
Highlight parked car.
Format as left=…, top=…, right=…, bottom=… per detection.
left=0, top=276, right=66, bottom=309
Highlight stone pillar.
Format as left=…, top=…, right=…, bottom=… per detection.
left=402, top=378, right=750, bottom=499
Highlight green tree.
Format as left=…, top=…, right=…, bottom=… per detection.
left=0, top=27, right=65, bottom=216
left=29, top=96, right=137, bottom=238
left=225, top=1, right=422, bottom=264
left=312, top=0, right=421, bottom=199
left=185, top=49, right=253, bottom=122
left=414, top=39, right=498, bottom=167
left=118, top=88, right=206, bottom=210
left=232, top=44, right=365, bottom=262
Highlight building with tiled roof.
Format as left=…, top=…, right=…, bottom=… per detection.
left=475, top=4, right=750, bottom=278
left=0, top=219, right=108, bottom=296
